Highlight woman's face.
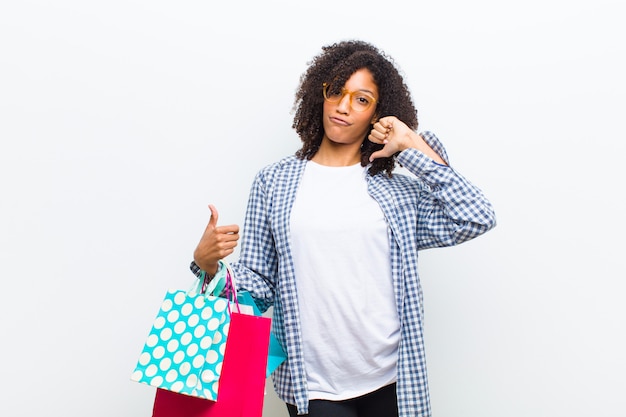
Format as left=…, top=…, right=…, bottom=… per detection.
left=322, top=68, right=379, bottom=148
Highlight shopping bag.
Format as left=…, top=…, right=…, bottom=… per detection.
left=130, top=282, right=232, bottom=400
left=198, top=268, right=286, bottom=377
left=211, top=310, right=271, bottom=414
left=238, top=290, right=286, bottom=377
left=152, top=310, right=272, bottom=417
left=152, top=389, right=213, bottom=416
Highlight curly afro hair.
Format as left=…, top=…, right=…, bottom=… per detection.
left=292, top=40, right=418, bottom=177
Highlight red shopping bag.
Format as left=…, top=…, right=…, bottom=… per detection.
left=152, top=310, right=272, bottom=417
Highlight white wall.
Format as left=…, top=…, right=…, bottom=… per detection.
left=1, top=1, right=624, bottom=416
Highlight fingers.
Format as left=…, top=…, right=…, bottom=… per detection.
left=204, top=204, right=240, bottom=246
left=368, top=126, right=388, bottom=144
left=211, top=226, right=239, bottom=260
left=373, top=120, right=391, bottom=135
left=369, top=118, right=394, bottom=144
left=368, top=117, right=403, bottom=162
left=215, top=224, right=239, bottom=234
left=368, top=129, right=387, bottom=144
left=214, top=226, right=240, bottom=252
left=376, top=116, right=394, bottom=131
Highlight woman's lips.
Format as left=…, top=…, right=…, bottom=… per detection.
left=329, top=116, right=349, bottom=126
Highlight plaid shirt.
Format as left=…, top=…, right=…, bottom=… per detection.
left=191, top=131, right=496, bottom=416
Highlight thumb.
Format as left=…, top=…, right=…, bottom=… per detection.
left=369, top=150, right=385, bottom=163
left=207, top=204, right=219, bottom=228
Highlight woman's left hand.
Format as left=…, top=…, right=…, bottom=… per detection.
left=368, top=116, right=447, bottom=165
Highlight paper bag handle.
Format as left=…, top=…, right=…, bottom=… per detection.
left=191, top=261, right=241, bottom=313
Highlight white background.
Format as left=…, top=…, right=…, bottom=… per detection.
left=1, top=1, right=624, bottom=416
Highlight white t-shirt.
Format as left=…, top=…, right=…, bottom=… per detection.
left=290, top=160, right=400, bottom=400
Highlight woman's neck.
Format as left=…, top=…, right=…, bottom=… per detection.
left=312, top=140, right=362, bottom=167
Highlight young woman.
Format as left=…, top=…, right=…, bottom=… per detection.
left=191, top=40, right=496, bottom=417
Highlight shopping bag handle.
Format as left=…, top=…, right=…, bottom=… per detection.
left=189, top=261, right=227, bottom=297
left=190, top=261, right=241, bottom=313
left=202, top=262, right=228, bottom=296
left=223, top=262, right=242, bottom=314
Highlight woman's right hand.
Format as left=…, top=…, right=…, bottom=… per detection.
left=193, top=204, right=240, bottom=275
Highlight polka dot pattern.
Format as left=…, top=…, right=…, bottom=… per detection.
left=130, top=289, right=231, bottom=400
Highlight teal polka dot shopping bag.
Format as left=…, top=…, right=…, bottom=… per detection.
left=130, top=263, right=249, bottom=401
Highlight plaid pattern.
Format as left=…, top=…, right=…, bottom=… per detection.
left=191, top=131, right=496, bottom=416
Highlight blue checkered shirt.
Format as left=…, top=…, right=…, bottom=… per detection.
left=191, top=131, right=496, bottom=416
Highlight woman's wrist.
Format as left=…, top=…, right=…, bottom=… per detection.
left=193, top=249, right=220, bottom=276
left=200, top=260, right=226, bottom=294
left=406, top=133, right=447, bottom=165
left=203, top=261, right=221, bottom=278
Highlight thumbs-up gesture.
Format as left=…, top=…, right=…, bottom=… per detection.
left=193, top=204, right=240, bottom=275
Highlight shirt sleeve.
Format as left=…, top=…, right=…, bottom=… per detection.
left=229, top=170, right=279, bottom=313
left=396, top=130, right=497, bottom=249
left=188, top=171, right=278, bottom=312
left=189, top=260, right=203, bottom=278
